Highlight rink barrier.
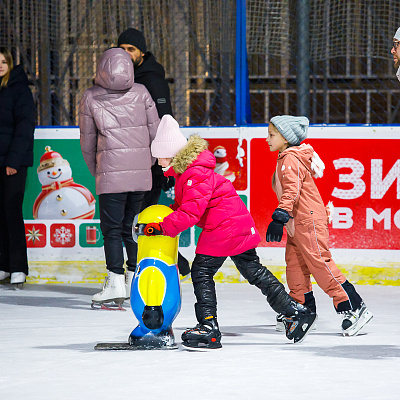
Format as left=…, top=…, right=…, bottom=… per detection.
left=25, top=261, right=400, bottom=286
left=23, top=126, right=400, bottom=285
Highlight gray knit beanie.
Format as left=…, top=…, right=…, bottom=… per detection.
left=270, top=115, right=309, bottom=145
left=394, top=27, right=400, bottom=41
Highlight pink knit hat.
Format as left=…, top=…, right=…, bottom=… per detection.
left=151, top=115, right=187, bottom=158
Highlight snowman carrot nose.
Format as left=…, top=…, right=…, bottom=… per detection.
left=52, top=171, right=58, bottom=175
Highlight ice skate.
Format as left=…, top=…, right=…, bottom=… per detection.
left=282, top=301, right=317, bottom=343
left=276, top=313, right=317, bottom=332
left=181, top=317, right=222, bottom=350
left=10, top=272, right=26, bottom=289
left=125, top=270, right=135, bottom=299
left=0, top=271, right=10, bottom=281
left=341, top=302, right=373, bottom=336
left=91, top=271, right=126, bottom=310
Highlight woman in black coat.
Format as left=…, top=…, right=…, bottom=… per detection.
left=0, top=47, right=35, bottom=286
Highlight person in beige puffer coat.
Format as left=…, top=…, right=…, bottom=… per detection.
left=79, top=48, right=159, bottom=307
left=266, top=115, right=372, bottom=337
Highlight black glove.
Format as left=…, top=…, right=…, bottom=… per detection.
left=266, top=220, right=284, bottom=242
left=161, top=176, right=175, bottom=191
left=266, top=208, right=291, bottom=243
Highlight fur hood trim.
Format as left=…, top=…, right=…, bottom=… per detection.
left=171, top=135, right=208, bottom=174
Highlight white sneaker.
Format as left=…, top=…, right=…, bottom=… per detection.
left=341, top=302, right=373, bottom=336
left=0, top=271, right=11, bottom=281
left=92, top=271, right=126, bottom=305
left=125, top=270, right=135, bottom=299
left=11, top=272, right=26, bottom=284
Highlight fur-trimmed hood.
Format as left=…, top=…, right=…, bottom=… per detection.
left=171, top=135, right=211, bottom=174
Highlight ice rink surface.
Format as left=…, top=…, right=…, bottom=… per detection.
left=0, top=281, right=399, bottom=400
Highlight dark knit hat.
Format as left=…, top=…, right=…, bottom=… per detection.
left=117, top=28, right=147, bottom=53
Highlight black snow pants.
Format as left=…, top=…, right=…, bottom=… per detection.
left=191, top=248, right=293, bottom=322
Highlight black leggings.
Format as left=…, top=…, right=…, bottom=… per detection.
left=191, top=248, right=293, bottom=322
left=0, top=167, right=28, bottom=274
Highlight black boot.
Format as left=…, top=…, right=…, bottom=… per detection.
left=282, top=301, right=317, bottom=343
left=181, top=316, right=222, bottom=350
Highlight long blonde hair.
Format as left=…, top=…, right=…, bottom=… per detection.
left=0, top=47, right=13, bottom=88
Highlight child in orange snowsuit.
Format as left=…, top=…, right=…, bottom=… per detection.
left=266, top=115, right=372, bottom=336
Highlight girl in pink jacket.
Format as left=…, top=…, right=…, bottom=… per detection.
left=144, top=115, right=316, bottom=349
left=266, top=115, right=372, bottom=337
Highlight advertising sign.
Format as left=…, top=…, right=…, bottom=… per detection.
left=25, top=126, right=400, bottom=264
left=250, top=133, right=400, bottom=250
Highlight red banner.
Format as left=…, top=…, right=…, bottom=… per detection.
left=250, top=138, right=400, bottom=249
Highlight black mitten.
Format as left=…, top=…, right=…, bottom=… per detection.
left=266, top=208, right=291, bottom=243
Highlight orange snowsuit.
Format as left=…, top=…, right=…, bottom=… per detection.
left=274, top=144, right=357, bottom=312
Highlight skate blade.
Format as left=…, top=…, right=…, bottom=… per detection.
left=277, top=322, right=317, bottom=332
left=95, top=342, right=178, bottom=351
left=91, top=302, right=126, bottom=311
left=12, top=283, right=24, bottom=290
left=342, top=311, right=373, bottom=337
left=181, top=341, right=222, bottom=351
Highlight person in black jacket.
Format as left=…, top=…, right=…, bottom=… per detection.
left=118, top=29, right=190, bottom=284
left=0, top=47, right=35, bottom=286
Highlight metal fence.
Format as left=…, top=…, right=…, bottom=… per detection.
left=1, top=0, right=400, bottom=126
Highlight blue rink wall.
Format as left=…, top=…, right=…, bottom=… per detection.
left=25, top=126, right=400, bottom=286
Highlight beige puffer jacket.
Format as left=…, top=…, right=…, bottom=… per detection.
left=79, top=48, right=160, bottom=195
left=274, top=143, right=328, bottom=236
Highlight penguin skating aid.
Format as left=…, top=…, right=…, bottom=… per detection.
left=95, top=205, right=181, bottom=350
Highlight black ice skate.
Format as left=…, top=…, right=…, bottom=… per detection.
left=341, top=302, right=373, bottom=336
left=181, top=317, right=222, bottom=350
left=276, top=312, right=317, bottom=332
left=283, top=301, right=317, bottom=343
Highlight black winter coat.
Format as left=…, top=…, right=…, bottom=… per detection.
left=0, top=65, right=35, bottom=169
left=135, top=52, right=173, bottom=118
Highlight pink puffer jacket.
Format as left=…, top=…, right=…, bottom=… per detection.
left=160, top=135, right=260, bottom=257
left=79, top=48, right=160, bottom=195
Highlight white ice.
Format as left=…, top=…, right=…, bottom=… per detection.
left=0, top=282, right=399, bottom=400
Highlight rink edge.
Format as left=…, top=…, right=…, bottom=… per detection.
left=24, top=261, right=400, bottom=286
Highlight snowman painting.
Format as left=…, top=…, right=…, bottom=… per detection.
left=33, top=146, right=96, bottom=219
left=213, top=145, right=236, bottom=182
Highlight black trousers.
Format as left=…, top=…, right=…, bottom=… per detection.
left=191, top=248, right=293, bottom=322
left=99, top=191, right=145, bottom=275
left=0, top=167, right=29, bottom=275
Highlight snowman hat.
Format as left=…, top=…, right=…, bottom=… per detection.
left=151, top=115, right=187, bottom=158
left=37, top=146, right=69, bottom=173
